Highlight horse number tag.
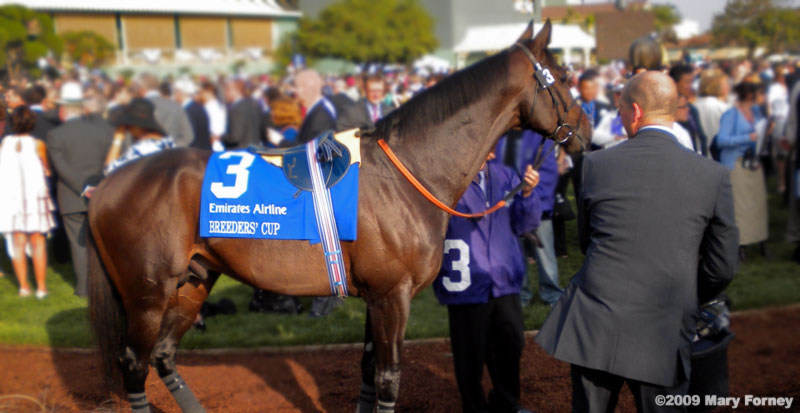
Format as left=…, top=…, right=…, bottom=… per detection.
left=534, top=63, right=556, bottom=87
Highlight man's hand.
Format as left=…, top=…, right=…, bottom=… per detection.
left=522, top=165, right=540, bottom=198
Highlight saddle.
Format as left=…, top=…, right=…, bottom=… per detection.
left=252, top=131, right=351, bottom=192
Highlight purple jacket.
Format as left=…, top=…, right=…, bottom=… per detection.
left=433, top=161, right=542, bottom=305
left=496, top=130, right=558, bottom=214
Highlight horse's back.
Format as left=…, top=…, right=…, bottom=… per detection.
left=88, top=148, right=211, bottom=280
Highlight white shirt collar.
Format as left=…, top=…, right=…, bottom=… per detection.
left=639, top=125, right=676, bottom=137
left=307, top=96, right=337, bottom=119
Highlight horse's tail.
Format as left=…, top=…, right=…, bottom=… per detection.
left=88, top=228, right=125, bottom=391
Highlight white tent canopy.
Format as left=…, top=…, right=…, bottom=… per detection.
left=453, top=22, right=595, bottom=67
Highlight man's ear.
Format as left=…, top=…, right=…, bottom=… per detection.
left=633, top=102, right=644, bottom=124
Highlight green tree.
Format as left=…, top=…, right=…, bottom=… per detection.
left=652, top=4, right=680, bottom=42
left=293, top=0, right=437, bottom=66
left=62, top=30, right=116, bottom=68
left=0, top=5, right=63, bottom=78
left=711, top=0, right=800, bottom=56
left=559, top=7, right=595, bottom=34
left=652, top=5, right=680, bottom=32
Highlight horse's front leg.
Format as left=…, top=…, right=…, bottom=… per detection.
left=363, top=283, right=412, bottom=413
left=357, top=309, right=377, bottom=413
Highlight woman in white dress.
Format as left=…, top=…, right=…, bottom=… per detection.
left=0, top=106, right=56, bottom=298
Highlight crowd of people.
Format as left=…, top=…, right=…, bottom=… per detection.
left=563, top=58, right=800, bottom=262
left=1, top=51, right=800, bottom=412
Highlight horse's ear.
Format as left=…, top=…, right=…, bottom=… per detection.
left=531, top=19, right=552, bottom=51
left=516, top=20, right=534, bottom=43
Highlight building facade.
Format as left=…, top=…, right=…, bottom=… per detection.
left=1, top=0, right=301, bottom=73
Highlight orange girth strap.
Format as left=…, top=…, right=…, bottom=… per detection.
left=377, top=139, right=511, bottom=219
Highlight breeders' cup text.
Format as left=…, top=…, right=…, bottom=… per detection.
left=208, top=220, right=281, bottom=236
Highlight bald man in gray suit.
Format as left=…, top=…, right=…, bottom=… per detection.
left=535, top=72, right=739, bottom=413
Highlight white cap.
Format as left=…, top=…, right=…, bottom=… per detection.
left=59, top=81, right=83, bottom=104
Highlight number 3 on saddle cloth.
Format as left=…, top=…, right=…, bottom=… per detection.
left=199, top=130, right=360, bottom=297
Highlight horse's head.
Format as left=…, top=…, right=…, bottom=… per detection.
left=512, top=20, right=592, bottom=153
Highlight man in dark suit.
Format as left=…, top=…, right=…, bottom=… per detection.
left=46, top=90, right=114, bottom=297
left=175, top=80, right=212, bottom=150
left=330, top=74, right=395, bottom=131
left=296, top=69, right=336, bottom=143
left=221, top=80, right=263, bottom=150
left=535, top=71, right=739, bottom=412
left=22, top=85, right=59, bottom=140
left=330, top=92, right=369, bottom=131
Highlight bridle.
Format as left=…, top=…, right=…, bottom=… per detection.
left=374, top=42, right=591, bottom=219
left=512, top=42, right=587, bottom=151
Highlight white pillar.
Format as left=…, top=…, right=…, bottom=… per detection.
left=584, top=48, right=591, bottom=68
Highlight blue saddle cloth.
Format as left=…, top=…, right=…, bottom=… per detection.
left=199, top=146, right=358, bottom=243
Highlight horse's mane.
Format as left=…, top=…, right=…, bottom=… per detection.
left=371, top=51, right=511, bottom=141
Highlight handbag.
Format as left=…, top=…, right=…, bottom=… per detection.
left=741, top=147, right=760, bottom=170
left=737, top=110, right=761, bottom=171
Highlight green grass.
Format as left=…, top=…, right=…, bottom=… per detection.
left=0, top=177, right=797, bottom=349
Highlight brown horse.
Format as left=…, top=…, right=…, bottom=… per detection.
left=87, top=21, right=591, bottom=413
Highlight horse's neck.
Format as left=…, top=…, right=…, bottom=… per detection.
left=392, top=93, right=521, bottom=207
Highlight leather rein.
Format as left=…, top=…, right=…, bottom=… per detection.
left=377, top=42, right=586, bottom=219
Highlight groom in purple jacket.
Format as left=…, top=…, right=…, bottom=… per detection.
left=433, top=153, right=541, bottom=413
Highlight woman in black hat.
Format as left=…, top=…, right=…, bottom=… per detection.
left=103, top=98, right=175, bottom=175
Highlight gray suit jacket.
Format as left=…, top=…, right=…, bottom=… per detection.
left=535, top=128, right=739, bottom=387
left=46, top=115, right=114, bottom=215
left=148, top=95, right=194, bottom=147
left=221, top=97, right=263, bottom=150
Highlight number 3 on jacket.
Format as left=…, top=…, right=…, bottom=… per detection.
left=443, top=239, right=471, bottom=292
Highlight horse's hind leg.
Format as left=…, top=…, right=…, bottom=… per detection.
left=152, top=272, right=219, bottom=413
left=120, top=290, right=174, bottom=413
left=364, top=284, right=412, bottom=413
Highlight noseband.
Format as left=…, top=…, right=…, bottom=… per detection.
left=513, top=42, right=587, bottom=150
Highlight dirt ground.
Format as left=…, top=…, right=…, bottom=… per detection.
left=1, top=305, right=798, bottom=413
